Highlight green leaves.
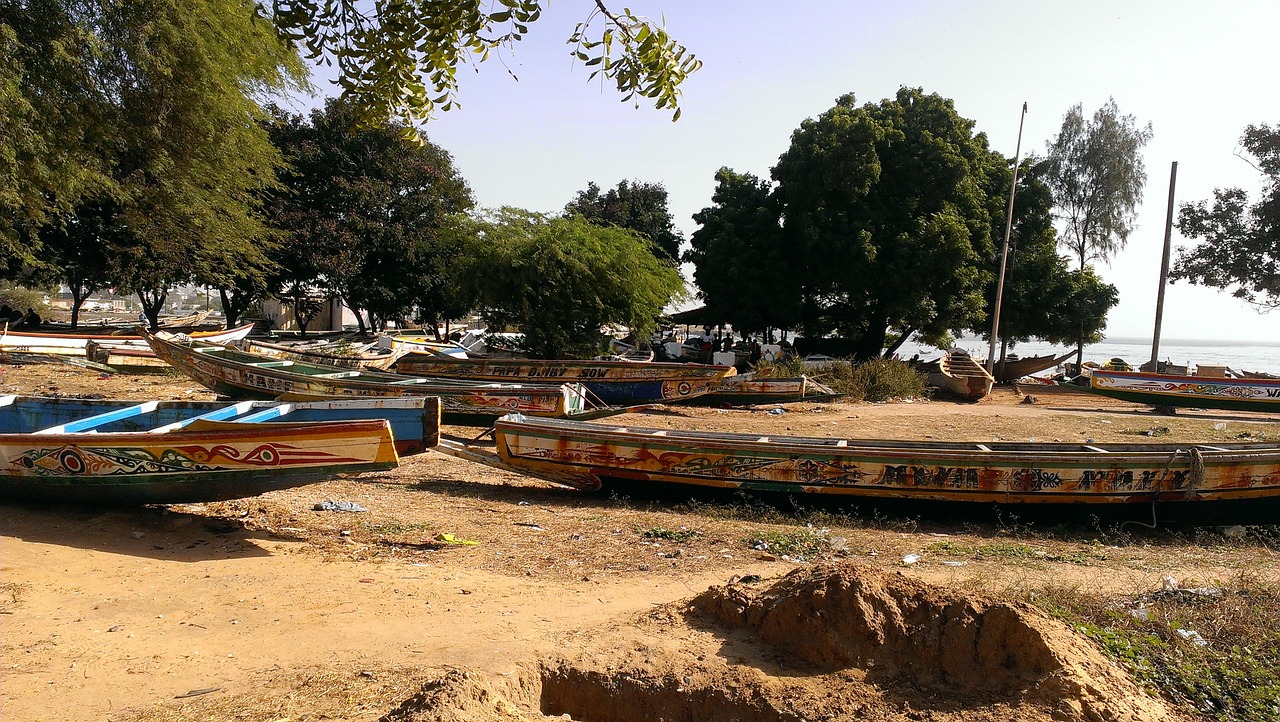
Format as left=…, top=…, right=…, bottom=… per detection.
left=462, top=210, right=682, bottom=358
left=269, top=1, right=699, bottom=137
left=1173, top=123, right=1280, bottom=311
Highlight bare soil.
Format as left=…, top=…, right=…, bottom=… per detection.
left=3, top=363, right=1277, bottom=721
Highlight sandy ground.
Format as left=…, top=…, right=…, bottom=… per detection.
left=2, top=363, right=1277, bottom=721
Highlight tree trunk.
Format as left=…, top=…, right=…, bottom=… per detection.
left=883, top=327, right=914, bottom=359
left=137, top=290, right=166, bottom=331
left=69, top=283, right=87, bottom=329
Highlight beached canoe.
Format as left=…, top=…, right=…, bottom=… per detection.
left=1088, top=370, right=1280, bottom=413
left=991, top=352, right=1074, bottom=384
left=0, top=395, right=439, bottom=456
left=392, top=354, right=736, bottom=406
left=142, top=330, right=617, bottom=425
left=233, top=337, right=407, bottom=371
left=438, top=414, right=1280, bottom=524
left=924, top=350, right=994, bottom=401
left=0, top=322, right=255, bottom=357
left=0, top=396, right=400, bottom=504
left=678, top=374, right=841, bottom=406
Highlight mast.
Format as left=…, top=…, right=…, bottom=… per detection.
left=986, top=102, right=1028, bottom=375
left=1149, top=161, right=1178, bottom=371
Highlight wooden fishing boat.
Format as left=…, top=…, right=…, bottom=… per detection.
left=392, top=354, right=736, bottom=406
left=679, top=374, right=841, bottom=406
left=991, top=352, right=1074, bottom=384
left=0, top=397, right=400, bottom=504
left=233, top=337, right=407, bottom=371
left=142, top=330, right=615, bottom=425
left=441, top=414, right=1280, bottom=524
left=1013, top=376, right=1094, bottom=399
left=0, top=395, right=439, bottom=456
left=0, top=322, right=255, bottom=357
left=386, top=335, right=471, bottom=358
left=924, top=350, right=994, bottom=401
left=1089, top=370, right=1280, bottom=413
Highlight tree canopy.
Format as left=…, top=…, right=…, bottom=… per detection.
left=1172, top=123, right=1280, bottom=310
left=769, top=88, right=1002, bottom=359
left=971, top=157, right=1118, bottom=352
left=565, top=179, right=684, bottom=263
left=264, top=99, right=475, bottom=333
left=685, top=167, right=798, bottom=336
left=1041, top=98, right=1153, bottom=269
left=459, top=209, right=684, bottom=358
left=1, top=0, right=306, bottom=327
left=270, top=1, right=700, bottom=131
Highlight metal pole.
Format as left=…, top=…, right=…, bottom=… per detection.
left=1149, top=161, right=1178, bottom=371
left=987, top=102, right=1028, bottom=374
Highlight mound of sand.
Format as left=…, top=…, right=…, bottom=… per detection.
left=693, top=562, right=1175, bottom=721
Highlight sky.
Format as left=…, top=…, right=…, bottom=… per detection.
left=304, top=1, right=1279, bottom=344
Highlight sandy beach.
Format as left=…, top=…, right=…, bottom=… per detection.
left=2, top=363, right=1277, bottom=721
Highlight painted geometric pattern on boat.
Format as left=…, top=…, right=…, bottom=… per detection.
left=1096, top=377, right=1273, bottom=400
left=11, top=443, right=362, bottom=477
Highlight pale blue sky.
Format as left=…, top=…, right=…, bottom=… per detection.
left=307, top=1, right=1279, bottom=343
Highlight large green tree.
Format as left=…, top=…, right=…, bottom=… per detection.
left=1042, top=99, right=1153, bottom=269
left=1040, top=98, right=1151, bottom=364
left=1, top=0, right=305, bottom=329
left=1172, top=123, right=1280, bottom=310
left=975, top=158, right=1119, bottom=356
left=264, top=100, right=475, bottom=333
left=770, top=88, right=1001, bottom=359
left=460, top=209, right=683, bottom=358
left=1, top=2, right=694, bottom=256
left=685, top=167, right=798, bottom=337
left=565, top=180, right=684, bottom=263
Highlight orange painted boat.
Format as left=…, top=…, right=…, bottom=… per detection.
left=434, top=414, right=1280, bottom=524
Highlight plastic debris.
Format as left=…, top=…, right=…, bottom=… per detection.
left=313, top=500, right=368, bottom=512
left=766, top=408, right=785, bottom=415
left=901, top=553, right=921, bottom=566
left=434, top=532, right=479, bottom=546
left=1176, top=628, right=1208, bottom=646
left=941, top=561, right=967, bottom=567
left=1161, top=575, right=1178, bottom=592
left=1128, top=607, right=1150, bottom=621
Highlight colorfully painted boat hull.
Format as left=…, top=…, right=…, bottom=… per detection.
left=142, top=330, right=603, bottom=425
left=0, top=419, right=397, bottom=504
left=393, top=354, right=735, bottom=405
left=1089, top=370, right=1280, bottom=413
left=0, top=395, right=439, bottom=456
left=485, top=415, right=1280, bottom=524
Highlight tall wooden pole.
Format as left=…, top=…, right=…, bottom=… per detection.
left=987, top=102, right=1028, bottom=375
left=1149, top=161, right=1178, bottom=371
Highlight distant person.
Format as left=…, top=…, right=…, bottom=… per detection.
left=23, top=307, right=40, bottom=328
left=749, top=339, right=762, bottom=365
left=698, top=327, right=714, bottom=363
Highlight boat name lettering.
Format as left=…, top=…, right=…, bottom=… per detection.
left=877, top=465, right=979, bottom=489
left=491, top=367, right=567, bottom=378
left=1078, top=469, right=1177, bottom=491
left=576, top=368, right=612, bottom=379
left=1268, top=388, right=1280, bottom=398
left=245, top=372, right=294, bottom=393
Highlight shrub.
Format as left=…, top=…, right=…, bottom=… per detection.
left=805, top=358, right=926, bottom=402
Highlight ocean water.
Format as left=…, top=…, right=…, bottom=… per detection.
left=895, top=336, right=1280, bottom=377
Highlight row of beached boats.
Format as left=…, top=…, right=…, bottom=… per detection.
left=0, top=324, right=1276, bottom=524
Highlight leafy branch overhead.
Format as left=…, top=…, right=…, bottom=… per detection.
left=1172, top=123, right=1280, bottom=311
left=269, top=0, right=701, bottom=130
